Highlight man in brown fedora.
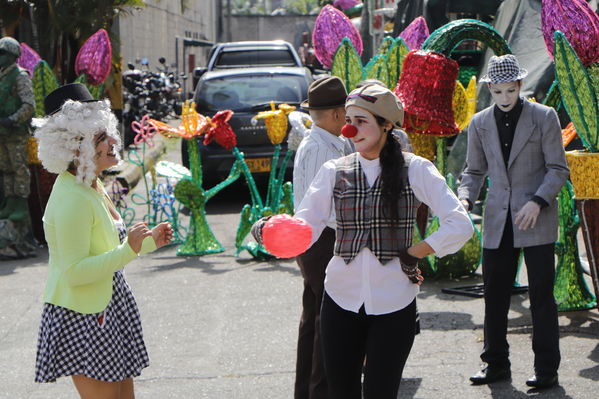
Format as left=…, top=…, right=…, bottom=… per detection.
left=292, top=76, right=352, bottom=399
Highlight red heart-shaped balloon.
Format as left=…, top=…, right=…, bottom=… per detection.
left=262, top=214, right=312, bottom=258
left=341, top=124, right=358, bottom=138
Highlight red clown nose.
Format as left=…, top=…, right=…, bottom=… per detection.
left=341, top=124, right=358, bottom=138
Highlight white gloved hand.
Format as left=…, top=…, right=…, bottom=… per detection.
left=514, top=201, right=541, bottom=231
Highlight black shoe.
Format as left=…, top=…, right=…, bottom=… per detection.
left=469, top=365, right=511, bottom=385
left=526, top=374, right=558, bottom=389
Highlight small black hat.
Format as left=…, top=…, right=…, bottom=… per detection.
left=300, top=76, right=347, bottom=110
left=44, top=83, right=99, bottom=115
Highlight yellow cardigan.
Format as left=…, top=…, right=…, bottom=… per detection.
left=42, top=171, right=156, bottom=314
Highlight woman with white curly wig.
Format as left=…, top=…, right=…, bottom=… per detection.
left=33, top=83, right=173, bottom=399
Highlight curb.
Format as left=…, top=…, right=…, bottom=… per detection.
left=111, top=136, right=167, bottom=192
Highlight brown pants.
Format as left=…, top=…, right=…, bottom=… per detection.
left=294, top=227, right=335, bottom=399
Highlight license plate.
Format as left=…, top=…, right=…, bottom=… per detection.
left=246, top=157, right=271, bottom=173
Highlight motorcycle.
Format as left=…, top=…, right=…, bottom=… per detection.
left=122, top=58, right=184, bottom=147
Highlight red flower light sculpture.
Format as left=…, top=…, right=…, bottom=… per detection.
left=204, top=110, right=237, bottom=150
left=542, top=0, right=599, bottom=66
left=394, top=50, right=459, bottom=136
left=75, top=29, right=113, bottom=85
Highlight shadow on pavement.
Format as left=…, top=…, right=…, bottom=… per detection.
left=579, top=342, right=599, bottom=381
left=252, top=260, right=301, bottom=277
left=0, top=249, right=47, bottom=276
left=397, top=377, right=421, bottom=398
left=488, top=381, right=573, bottom=398
left=419, top=311, right=480, bottom=331
left=144, top=255, right=240, bottom=275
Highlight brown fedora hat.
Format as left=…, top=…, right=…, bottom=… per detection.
left=300, top=76, right=347, bottom=110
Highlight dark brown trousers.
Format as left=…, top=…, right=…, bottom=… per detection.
left=294, top=227, right=335, bottom=399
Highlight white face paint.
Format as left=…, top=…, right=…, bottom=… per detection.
left=488, top=81, right=521, bottom=112
left=345, top=106, right=388, bottom=160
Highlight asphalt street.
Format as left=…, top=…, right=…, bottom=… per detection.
left=1, top=141, right=598, bottom=398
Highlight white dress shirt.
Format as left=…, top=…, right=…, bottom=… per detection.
left=294, top=153, right=473, bottom=315
left=293, top=125, right=352, bottom=228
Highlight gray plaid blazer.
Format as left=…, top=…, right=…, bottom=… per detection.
left=333, top=153, right=419, bottom=264
left=457, top=100, right=569, bottom=249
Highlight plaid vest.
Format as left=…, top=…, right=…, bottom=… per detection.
left=333, top=153, right=419, bottom=264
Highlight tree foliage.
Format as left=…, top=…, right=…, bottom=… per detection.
left=0, top=0, right=144, bottom=83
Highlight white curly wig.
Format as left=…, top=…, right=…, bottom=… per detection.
left=33, top=99, right=122, bottom=186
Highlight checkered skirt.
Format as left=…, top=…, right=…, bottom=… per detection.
left=35, top=221, right=149, bottom=382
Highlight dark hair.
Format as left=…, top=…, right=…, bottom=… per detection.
left=375, top=115, right=406, bottom=223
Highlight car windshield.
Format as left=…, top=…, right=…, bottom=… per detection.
left=215, top=49, right=297, bottom=68
left=196, top=74, right=308, bottom=112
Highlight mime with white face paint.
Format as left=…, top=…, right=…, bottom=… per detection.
left=457, top=54, right=569, bottom=389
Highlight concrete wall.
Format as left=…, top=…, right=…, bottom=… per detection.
left=116, top=0, right=217, bottom=90
left=225, top=15, right=315, bottom=55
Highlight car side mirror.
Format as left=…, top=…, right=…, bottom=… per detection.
left=194, top=67, right=208, bottom=79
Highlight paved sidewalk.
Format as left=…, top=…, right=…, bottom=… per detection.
left=1, top=138, right=598, bottom=398
left=1, top=208, right=598, bottom=398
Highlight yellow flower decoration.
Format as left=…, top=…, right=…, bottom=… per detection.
left=150, top=100, right=212, bottom=140
left=406, top=131, right=437, bottom=161
left=27, top=137, right=41, bottom=165
left=452, top=81, right=469, bottom=131
left=452, top=76, right=478, bottom=132
left=466, top=76, right=477, bottom=123
left=253, top=102, right=296, bottom=145
left=566, top=151, right=599, bottom=199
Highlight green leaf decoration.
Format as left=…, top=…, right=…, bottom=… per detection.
left=554, top=31, right=599, bottom=152
left=362, top=54, right=390, bottom=88
left=586, top=63, right=599, bottom=103
left=278, top=181, right=294, bottom=215
left=32, top=61, right=58, bottom=117
left=423, top=174, right=482, bottom=278
left=174, top=179, right=205, bottom=210
left=422, top=19, right=511, bottom=57
left=331, top=37, right=363, bottom=92
left=427, top=215, right=482, bottom=279
left=377, top=36, right=395, bottom=57
left=412, top=219, right=436, bottom=277
left=553, top=181, right=596, bottom=311
left=386, top=37, right=410, bottom=91
left=543, top=79, right=562, bottom=110
left=235, top=204, right=254, bottom=250
left=74, top=74, right=104, bottom=99
left=155, top=160, right=191, bottom=180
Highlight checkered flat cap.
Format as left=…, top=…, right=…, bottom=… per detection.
left=479, top=54, right=528, bottom=84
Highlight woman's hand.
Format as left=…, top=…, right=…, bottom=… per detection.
left=127, top=222, right=152, bottom=253
left=151, top=222, right=174, bottom=248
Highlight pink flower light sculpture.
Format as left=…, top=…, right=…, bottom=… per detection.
left=541, top=0, right=599, bottom=66
left=399, top=16, right=430, bottom=50
left=313, top=4, right=363, bottom=69
left=75, top=29, right=113, bottom=85
left=262, top=214, right=312, bottom=258
left=132, top=114, right=158, bottom=148
left=17, top=42, right=41, bottom=76
left=333, top=0, right=359, bottom=10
